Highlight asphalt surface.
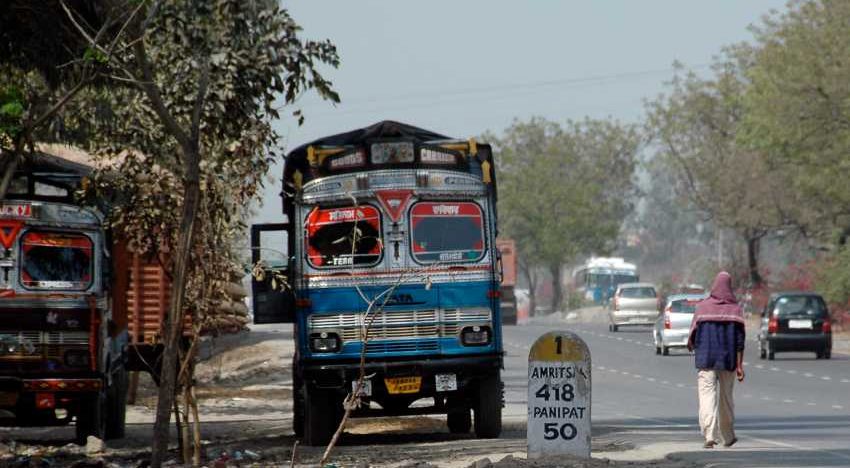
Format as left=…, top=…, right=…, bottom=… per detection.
left=506, top=311, right=850, bottom=467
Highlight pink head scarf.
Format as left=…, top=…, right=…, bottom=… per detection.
left=687, top=271, right=745, bottom=348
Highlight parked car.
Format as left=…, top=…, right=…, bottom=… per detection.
left=653, top=293, right=706, bottom=355
left=758, top=292, right=832, bottom=360
left=608, top=282, right=659, bottom=332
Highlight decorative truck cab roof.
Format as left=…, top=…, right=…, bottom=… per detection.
left=282, top=121, right=496, bottom=206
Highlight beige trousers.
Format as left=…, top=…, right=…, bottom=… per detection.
left=697, top=369, right=736, bottom=444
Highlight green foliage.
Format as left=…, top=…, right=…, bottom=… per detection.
left=740, top=0, right=850, bottom=244
left=490, top=117, right=641, bottom=308
left=815, top=247, right=850, bottom=312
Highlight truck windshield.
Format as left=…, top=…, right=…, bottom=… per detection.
left=20, top=231, right=93, bottom=290
left=305, top=205, right=382, bottom=268
left=410, top=202, right=485, bottom=263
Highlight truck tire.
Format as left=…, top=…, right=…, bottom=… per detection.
left=303, top=386, right=337, bottom=446
left=76, top=390, right=107, bottom=444
left=447, top=407, right=471, bottom=434
left=105, top=367, right=129, bottom=440
left=473, top=373, right=502, bottom=439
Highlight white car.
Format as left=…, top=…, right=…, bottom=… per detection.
left=653, top=293, right=706, bottom=355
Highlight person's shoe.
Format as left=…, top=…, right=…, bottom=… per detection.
left=703, top=440, right=717, bottom=449
left=724, top=437, right=738, bottom=447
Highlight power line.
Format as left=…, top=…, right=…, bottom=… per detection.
left=303, top=63, right=710, bottom=113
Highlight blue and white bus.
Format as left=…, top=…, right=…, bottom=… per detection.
left=572, top=257, right=639, bottom=304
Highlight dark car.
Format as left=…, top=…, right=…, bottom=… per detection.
left=758, top=292, right=832, bottom=360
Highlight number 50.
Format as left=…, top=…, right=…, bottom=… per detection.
left=543, top=422, right=577, bottom=440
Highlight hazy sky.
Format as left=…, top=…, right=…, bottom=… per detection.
left=256, top=1, right=786, bottom=223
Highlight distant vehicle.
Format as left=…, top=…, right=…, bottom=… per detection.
left=497, top=239, right=518, bottom=325
left=572, top=257, right=639, bottom=305
left=653, top=293, right=706, bottom=355
left=608, top=282, right=659, bottom=332
left=758, top=292, right=832, bottom=360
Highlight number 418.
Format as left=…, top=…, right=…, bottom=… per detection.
left=534, top=383, right=574, bottom=402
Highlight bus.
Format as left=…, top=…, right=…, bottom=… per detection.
left=572, top=257, right=638, bottom=304
left=250, top=121, right=504, bottom=445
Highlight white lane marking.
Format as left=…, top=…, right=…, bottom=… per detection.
left=804, top=372, right=814, bottom=377
left=647, top=377, right=656, bottom=382
left=761, top=396, right=772, bottom=401
left=821, top=376, right=831, bottom=381
left=676, top=383, right=685, bottom=388
left=633, top=374, right=642, bottom=379
left=770, top=367, right=780, bottom=371
left=742, top=361, right=749, bottom=366
left=807, top=402, right=816, bottom=406
left=832, top=405, right=844, bottom=410
left=621, top=371, right=630, bottom=376
left=662, top=380, right=670, bottom=385
left=787, top=370, right=797, bottom=374
left=755, top=364, right=764, bottom=369
left=783, top=399, right=794, bottom=403
left=597, top=366, right=606, bottom=370
left=616, top=337, right=623, bottom=341
left=842, top=379, right=850, bottom=383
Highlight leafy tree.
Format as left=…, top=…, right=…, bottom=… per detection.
left=492, top=117, right=641, bottom=311
left=2, top=1, right=338, bottom=466
left=741, top=0, right=850, bottom=247
left=645, top=51, right=800, bottom=288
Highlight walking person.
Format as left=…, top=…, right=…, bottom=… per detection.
left=687, top=271, right=746, bottom=448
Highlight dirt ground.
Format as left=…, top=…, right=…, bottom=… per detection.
left=0, top=324, right=700, bottom=468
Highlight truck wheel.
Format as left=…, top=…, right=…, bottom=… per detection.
left=447, top=408, right=471, bottom=434
left=105, top=367, right=128, bottom=440
left=76, top=390, right=107, bottom=444
left=473, top=373, right=502, bottom=439
left=303, top=386, right=337, bottom=446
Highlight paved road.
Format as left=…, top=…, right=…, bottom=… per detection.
left=503, top=312, right=850, bottom=467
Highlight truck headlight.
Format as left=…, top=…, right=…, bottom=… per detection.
left=461, top=326, right=491, bottom=346
left=309, top=332, right=341, bottom=353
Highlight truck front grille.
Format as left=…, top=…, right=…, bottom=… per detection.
left=308, top=308, right=492, bottom=344
left=0, top=331, right=89, bottom=360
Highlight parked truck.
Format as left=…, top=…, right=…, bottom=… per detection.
left=251, top=121, right=505, bottom=445
left=0, top=148, right=219, bottom=443
left=496, top=239, right=517, bottom=325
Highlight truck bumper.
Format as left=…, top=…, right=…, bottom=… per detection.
left=0, top=377, right=103, bottom=426
left=299, top=354, right=503, bottom=414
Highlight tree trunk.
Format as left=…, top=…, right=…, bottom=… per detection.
left=746, top=235, right=762, bottom=288
left=550, top=264, right=563, bottom=313
left=150, top=155, right=201, bottom=468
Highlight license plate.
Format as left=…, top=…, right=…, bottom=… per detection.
left=352, top=379, right=372, bottom=397
left=629, top=317, right=645, bottom=323
left=435, top=373, right=457, bottom=392
left=0, top=391, right=18, bottom=406
left=384, top=376, right=421, bottom=394
left=789, top=319, right=812, bottom=329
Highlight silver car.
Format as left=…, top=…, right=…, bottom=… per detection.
left=653, top=293, right=706, bottom=355
left=608, top=282, right=659, bottom=332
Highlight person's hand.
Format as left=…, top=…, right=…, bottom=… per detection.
left=736, top=366, right=745, bottom=382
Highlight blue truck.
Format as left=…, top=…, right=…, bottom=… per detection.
left=251, top=121, right=505, bottom=445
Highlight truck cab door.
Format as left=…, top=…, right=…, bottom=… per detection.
left=250, top=223, right=294, bottom=324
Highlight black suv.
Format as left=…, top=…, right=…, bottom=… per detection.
left=758, top=292, right=832, bottom=360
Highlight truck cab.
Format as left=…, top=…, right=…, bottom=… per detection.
left=252, top=121, right=505, bottom=445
